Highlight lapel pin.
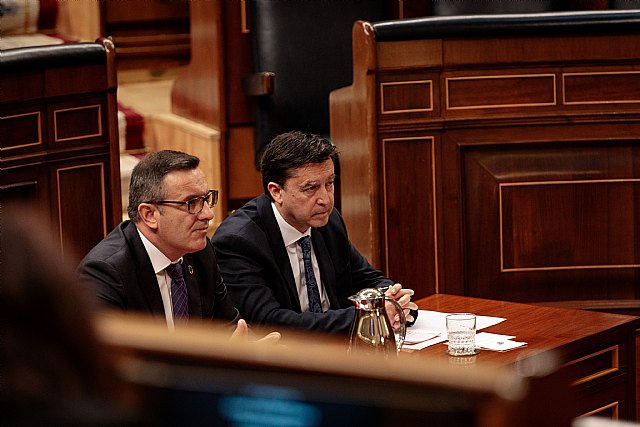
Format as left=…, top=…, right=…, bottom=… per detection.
left=188, top=265, right=194, bottom=275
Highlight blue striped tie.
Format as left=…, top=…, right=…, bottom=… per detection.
left=166, top=262, right=189, bottom=320
left=298, top=236, right=322, bottom=313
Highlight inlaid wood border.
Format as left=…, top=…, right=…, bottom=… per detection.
left=499, top=178, right=640, bottom=272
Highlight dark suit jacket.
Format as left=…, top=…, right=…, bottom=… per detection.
left=212, top=194, right=393, bottom=334
left=77, top=220, right=241, bottom=326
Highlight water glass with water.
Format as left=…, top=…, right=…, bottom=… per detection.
left=446, top=313, right=477, bottom=356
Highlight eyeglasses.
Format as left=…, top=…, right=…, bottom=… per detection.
left=146, top=189, right=218, bottom=214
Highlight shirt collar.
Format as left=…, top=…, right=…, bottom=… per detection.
left=136, top=227, right=183, bottom=273
left=271, top=202, right=311, bottom=247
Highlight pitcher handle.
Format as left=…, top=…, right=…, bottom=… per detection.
left=385, top=297, right=407, bottom=352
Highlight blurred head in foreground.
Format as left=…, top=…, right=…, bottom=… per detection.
left=0, top=206, right=129, bottom=425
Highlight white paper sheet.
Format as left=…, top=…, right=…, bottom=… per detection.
left=475, top=332, right=527, bottom=352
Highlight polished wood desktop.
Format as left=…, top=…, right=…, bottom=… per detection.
left=412, top=294, right=639, bottom=420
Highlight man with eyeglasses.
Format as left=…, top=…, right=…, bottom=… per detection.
left=77, top=150, right=279, bottom=341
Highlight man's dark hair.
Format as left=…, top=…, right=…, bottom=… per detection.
left=260, top=131, right=339, bottom=201
left=128, top=150, right=200, bottom=222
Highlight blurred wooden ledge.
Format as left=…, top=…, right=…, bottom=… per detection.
left=94, top=312, right=574, bottom=427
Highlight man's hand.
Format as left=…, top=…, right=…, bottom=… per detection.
left=230, top=319, right=282, bottom=343
left=230, top=318, right=250, bottom=339
left=384, top=283, right=418, bottom=323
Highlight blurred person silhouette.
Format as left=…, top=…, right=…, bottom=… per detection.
left=0, top=206, right=140, bottom=426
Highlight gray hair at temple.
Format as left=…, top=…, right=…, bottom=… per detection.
left=127, top=150, right=200, bottom=222
left=260, top=131, right=339, bottom=201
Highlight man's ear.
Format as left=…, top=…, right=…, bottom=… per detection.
left=267, top=182, right=283, bottom=204
left=138, top=203, right=159, bottom=230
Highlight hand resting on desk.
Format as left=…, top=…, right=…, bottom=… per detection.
left=230, top=319, right=282, bottom=344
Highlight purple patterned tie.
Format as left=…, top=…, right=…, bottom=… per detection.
left=166, top=262, right=189, bottom=320
left=298, top=236, right=322, bottom=313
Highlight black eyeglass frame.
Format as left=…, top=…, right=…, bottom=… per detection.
left=146, top=189, right=219, bottom=214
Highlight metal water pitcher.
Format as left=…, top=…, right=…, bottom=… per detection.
left=347, top=287, right=406, bottom=357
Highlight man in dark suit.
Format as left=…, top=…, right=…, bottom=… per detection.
left=213, top=131, right=418, bottom=334
left=78, top=150, right=278, bottom=340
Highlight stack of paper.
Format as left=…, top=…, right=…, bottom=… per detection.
left=401, top=310, right=525, bottom=352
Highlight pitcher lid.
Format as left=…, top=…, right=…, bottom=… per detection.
left=349, top=287, right=385, bottom=309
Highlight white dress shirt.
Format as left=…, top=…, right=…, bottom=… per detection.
left=137, top=227, right=183, bottom=330
left=271, top=202, right=330, bottom=312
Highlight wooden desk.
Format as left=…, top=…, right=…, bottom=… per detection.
left=412, top=294, right=639, bottom=420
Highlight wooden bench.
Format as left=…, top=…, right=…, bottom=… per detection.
left=330, top=10, right=640, bottom=311
left=1, top=39, right=122, bottom=260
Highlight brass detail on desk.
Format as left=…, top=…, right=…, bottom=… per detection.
left=563, top=71, right=640, bottom=105
left=380, top=80, right=433, bottom=114
left=446, top=74, right=556, bottom=110
left=578, top=401, right=619, bottom=420
left=54, top=105, right=102, bottom=143
left=0, top=111, right=42, bottom=151
left=381, top=136, right=439, bottom=293
left=499, top=179, right=640, bottom=272
left=56, top=163, right=107, bottom=257
left=563, top=345, right=619, bottom=387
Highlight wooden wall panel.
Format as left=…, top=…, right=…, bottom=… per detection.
left=0, top=111, right=42, bottom=151
left=500, top=180, right=637, bottom=270
left=382, top=136, right=438, bottom=298
left=460, top=141, right=640, bottom=302
left=54, top=105, right=102, bottom=142
left=378, top=72, right=441, bottom=124
left=446, top=74, right=556, bottom=110
left=56, top=161, right=109, bottom=259
left=563, top=71, right=640, bottom=104
left=380, top=80, right=433, bottom=114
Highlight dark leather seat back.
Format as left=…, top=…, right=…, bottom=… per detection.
left=609, top=0, right=640, bottom=8
left=428, top=0, right=562, bottom=15
left=247, top=0, right=390, bottom=166
left=372, top=9, right=640, bottom=41
left=0, top=43, right=106, bottom=72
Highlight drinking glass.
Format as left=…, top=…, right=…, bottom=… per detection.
left=446, top=313, right=478, bottom=356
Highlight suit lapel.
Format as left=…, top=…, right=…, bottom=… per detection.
left=311, top=228, right=340, bottom=308
left=123, top=222, right=166, bottom=317
left=257, top=195, right=300, bottom=308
